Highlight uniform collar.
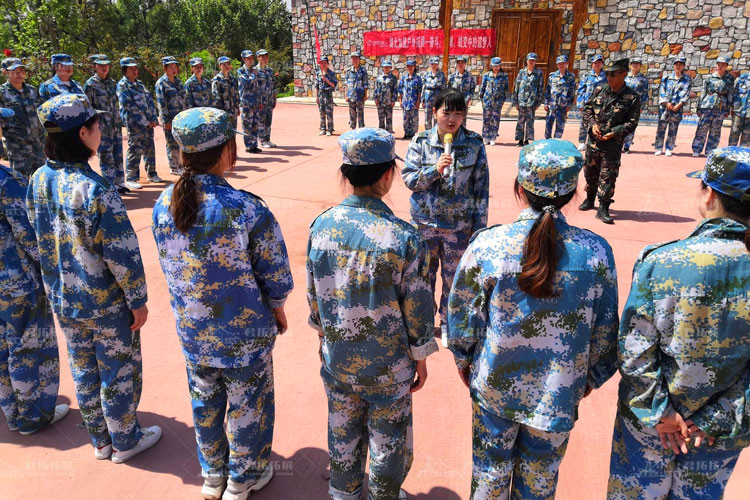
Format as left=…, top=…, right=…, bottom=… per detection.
left=690, top=217, right=749, bottom=240
left=517, top=206, right=568, bottom=223
left=52, top=74, right=75, bottom=86
left=340, top=194, right=393, bottom=215
left=191, top=173, right=232, bottom=187
left=47, top=159, right=92, bottom=171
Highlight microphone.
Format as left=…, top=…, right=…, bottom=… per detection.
left=442, top=133, right=454, bottom=177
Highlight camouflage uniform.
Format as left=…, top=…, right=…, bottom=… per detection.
left=512, top=67, right=544, bottom=142
left=576, top=70, right=608, bottom=143
left=373, top=71, right=397, bottom=132
left=117, top=76, right=158, bottom=181
left=447, top=140, right=619, bottom=500
left=27, top=159, right=147, bottom=451
left=543, top=70, right=576, bottom=139
left=692, top=72, right=734, bottom=156
left=609, top=214, right=750, bottom=499
left=421, top=69, right=446, bottom=129
left=479, top=71, right=508, bottom=141
left=38, top=74, right=84, bottom=101
left=238, top=64, right=261, bottom=150
left=155, top=73, right=186, bottom=173
left=398, top=72, right=422, bottom=136
left=449, top=70, right=476, bottom=104
left=0, top=82, right=46, bottom=177
left=211, top=72, right=240, bottom=125
left=153, top=169, right=293, bottom=483
left=0, top=164, right=59, bottom=434
left=316, top=67, right=337, bottom=133
left=184, top=75, right=212, bottom=108
left=402, top=126, right=489, bottom=333
left=255, top=63, right=276, bottom=143
left=655, top=72, right=692, bottom=152
left=729, top=73, right=750, bottom=146
left=582, top=84, right=641, bottom=204
left=623, top=73, right=649, bottom=150
left=307, top=193, right=438, bottom=500
left=84, top=74, right=124, bottom=185
left=345, top=65, right=368, bottom=129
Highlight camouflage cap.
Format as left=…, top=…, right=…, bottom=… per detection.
left=338, top=127, right=400, bottom=166
left=1, top=57, right=24, bottom=71
left=717, top=55, right=730, bottom=64
left=217, top=56, right=231, bottom=64
left=527, top=52, right=538, bottom=60
left=241, top=50, right=254, bottom=59
left=490, top=57, right=502, bottom=65
left=256, top=49, right=269, bottom=56
left=381, top=60, right=393, bottom=67
left=406, top=59, right=416, bottom=66
left=189, top=57, right=204, bottom=66
left=429, top=57, right=440, bottom=64
left=120, top=57, right=138, bottom=67
left=37, top=94, right=106, bottom=133
left=161, top=56, right=179, bottom=66
left=456, top=55, right=467, bottom=62
left=673, top=55, right=687, bottom=64
left=517, top=139, right=584, bottom=198
left=51, top=54, right=74, bottom=66
left=350, top=51, right=361, bottom=58
left=591, top=54, right=603, bottom=63
left=320, top=56, right=329, bottom=63
left=172, top=107, right=246, bottom=153
left=686, top=146, right=750, bottom=202
left=0, top=107, right=15, bottom=119
left=630, top=57, right=642, bottom=64
left=606, top=58, right=629, bottom=73
left=89, top=54, right=110, bottom=65
left=556, top=55, right=568, bottom=64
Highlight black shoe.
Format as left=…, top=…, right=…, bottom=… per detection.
left=578, top=194, right=596, bottom=211
left=623, top=147, right=630, bottom=154
left=116, top=186, right=130, bottom=194
left=516, top=140, right=524, bottom=147
left=245, top=147, right=252, bottom=153
left=596, top=203, right=614, bottom=224
left=251, top=147, right=262, bottom=153
left=523, top=140, right=530, bottom=146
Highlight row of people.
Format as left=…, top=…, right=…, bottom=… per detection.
left=1, top=91, right=748, bottom=500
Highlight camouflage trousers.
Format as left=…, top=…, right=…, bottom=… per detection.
left=241, top=104, right=260, bottom=149
left=544, top=106, right=568, bottom=139
left=403, top=108, right=419, bottom=137
left=377, top=105, right=394, bottom=133
left=98, top=128, right=124, bottom=185
left=692, top=109, right=727, bottom=156
left=607, top=410, right=742, bottom=500
left=0, top=300, right=59, bottom=433
left=423, top=99, right=437, bottom=130
left=6, top=140, right=45, bottom=179
left=471, top=401, right=570, bottom=500
left=655, top=109, right=683, bottom=152
left=57, top=311, right=144, bottom=451
left=482, top=105, right=502, bottom=141
left=578, top=112, right=589, bottom=143
left=163, top=125, right=182, bottom=174
left=186, top=351, right=274, bottom=483
left=321, top=366, right=413, bottom=500
left=584, top=144, right=622, bottom=203
left=125, top=128, right=156, bottom=182
left=623, top=131, right=636, bottom=151
left=515, top=106, right=535, bottom=142
left=318, top=92, right=334, bottom=132
left=349, top=100, right=365, bottom=129
left=419, top=225, right=473, bottom=331
left=258, top=102, right=274, bottom=142
left=728, top=114, right=750, bottom=147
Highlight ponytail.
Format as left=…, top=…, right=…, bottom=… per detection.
left=514, top=179, right=575, bottom=298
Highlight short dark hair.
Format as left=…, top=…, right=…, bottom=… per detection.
left=340, top=160, right=395, bottom=187
left=44, top=114, right=99, bottom=163
left=433, top=88, right=467, bottom=114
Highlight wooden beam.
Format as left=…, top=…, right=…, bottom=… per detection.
left=441, top=0, right=453, bottom=72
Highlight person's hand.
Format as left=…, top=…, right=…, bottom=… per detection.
left=686, top=419, right=716, bottom=448
left=437, top=153, right=453, bottom=175
left=458, top=366, right=471, bottom=389
left=149, top=121, right=158, bottom=128
left=130, top=305, right=148, bottom=331
left=316, top=97, right=319, bottom=105
left=592, top=123, right=603, bottom=139
left=544, top=105, right=549, bottom=111
left=391, top=102, right=395, bottom=108
left=374, top=99, right=379, bottom=106
left=273, top=307, right=288, bottom=335
left=318, top=335, right=323, bottom=362
left=675, top=103, right=683, bottom=111
left=164, top=122, right=171, bottom=131
left=601, top=131, right=615, bottom=141
left=411, top=359, right=427, bottom=392
left=467, top=100, right=472, bottom=108
left=656, top=412, right=690, bottom=454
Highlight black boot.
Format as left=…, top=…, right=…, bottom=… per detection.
left=578, top=193, right=596, bottom=211
left=516, top=140, right=524, bottom=147
left=596, top=201, right=614, bottom=224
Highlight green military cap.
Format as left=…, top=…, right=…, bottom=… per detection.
left=89, top=54, right=110, bottom=65
left=605, top=58, right=629, bottom=73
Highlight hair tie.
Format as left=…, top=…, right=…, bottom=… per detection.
left=542, top=205, right=557, bottom=214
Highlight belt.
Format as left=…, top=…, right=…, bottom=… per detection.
left=425, top=87, right=441, bottom=91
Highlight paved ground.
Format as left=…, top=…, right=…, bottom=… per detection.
left=1, top=102, right=748, bottom=499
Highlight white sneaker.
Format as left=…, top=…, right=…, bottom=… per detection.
left=222, top=466, right=273, bottom=500
left=325, top=131, right=332, bottom=136
left=202, top=477, right=228, bottom=500
left=318, top=130, right=326, bottom=135
left=19, top=404, right=69, bottom=435
left=124, top=180, right=142, bottom=190
left=654, top=150, right=662, bottom=156
left=147, top=174, right=163, bottom=183
left=665, top=150, right=673, bottom=157
left=489, top=140, right=495, bottom=146
left=483, top=139, right=489, bottom=145
left=111, top=425, right=162, bottom=464
left=692, top=152, right=700, bottom=157
left=94, top=443, right=112, bottom=460
left=265, top=141, right=277, bottom=148
left=577, top=142, right=586, bottom=151
left=8, top=423, right=18, bottom=432
left=400, top=490, right=408, bottom=499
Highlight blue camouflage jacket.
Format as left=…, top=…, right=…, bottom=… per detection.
left=345, top=65, right=368, bottom=102
left=184, top=75, right=213, bottom=109
left=306, top=195, right=438, bottom=386
left=373, top=73, right=397, bottom=106
left=698, top=71, right=735, bottom=113
left=421, top=70, right=446, bottom=105
left=544, top=70, right=576, bottom=108
left=733, top=73, right=750, bottom=117
left=512, top=67, right=544, bottom=108
left=0, top=82, right=46, bottom=150
left=480, top=70, right=509, bottom=108
left=402, top=126, right=489, bottom=233
left=398, top=72, right=422, bottom=110
left=618, top=218, right=750, bottom=448
left=576, top=70, right=608, bottom=109
left=39, top=74, right=85, bottom=101
left=315, top=67, right=338, bottom=94
left=211, top=73, right=240, bottom=121
left=255, top=64, right=276, bottom=107
left=155, top=74, right=186, bottom=124
left=447, top=209, right=619, bottom=432
left=153, top=174, right=294, bottom=369
left=84, top=74, right=122, bottom=137
left=0, top=165, right=45, bottom=331
left=449, top=71, right=476, bottom=102
left=625, top=73, right=650, bottom=111
left=238, top=65, right=260, bottom=107
left=658, top=72, right=692, bottom=112
left=117, top=77, right=158, bottom=132
left=26, top=160, right=147, bottom=319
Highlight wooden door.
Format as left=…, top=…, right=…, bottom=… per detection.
left=492, top=9, right=562, bottom=92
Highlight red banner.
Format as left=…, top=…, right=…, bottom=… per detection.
left=363, top=29, right=495, bottom=57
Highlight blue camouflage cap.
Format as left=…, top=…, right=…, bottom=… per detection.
left=351, top=51, right=361, bottom=58
left=456, top=55, right=467, bottom=62
left=673, top=55, right=687, bottom=64
left=686, top=146, right=750, bottom=202
left=256, top=49, right=269, bottom=56
left=556, top=55, right=568, bottom=64
left=37, top=94, right=106, bottom=133
left=429, top=57, right=440, bottom=64
left=527, top=53, right=538, bottom=60
left=241, top=50, right=254, bottom=59
left=217, top=56, right=231, bottom=64
left=517, top=139, right=584, bottom=198
left=0, top=107, right=15, bottom=119
left=381, top=60, right=392, bottom=67
left=338, top=128, right=401, bottom=166
left=189, top=57, right=204, bottom=66
left=120, top=57, right=138, bottom=67
left=591, top=54, right=603, bottom=63
left=172, top=107, right=246, bottom=153
left=320, top=56, right=329, bottom=62
left=406, top=59, right=416, bottom=66
left=51, top=54, right=74, bottom=66
left=490, top=57, right=502, bottom=66
left=1, top=58, right=25, bottom=71
left=89, top=54, right=110, bottom=65
left=717, top=55, right=730, bottom=64
left=161, top=56, right=179, bottom=66
left=630, top=57, right=642, bottom=64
